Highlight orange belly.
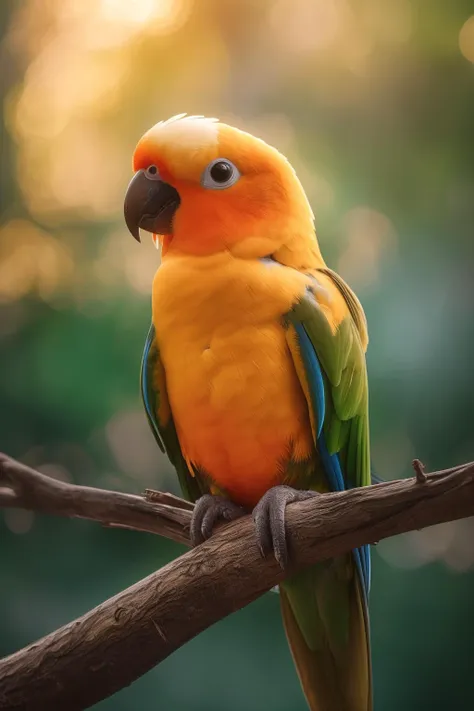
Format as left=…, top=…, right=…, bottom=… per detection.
left=163, top=322, right=313, bottom=507
left=152, top=251, right=314, bottom=507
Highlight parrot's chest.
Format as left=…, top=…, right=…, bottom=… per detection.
left=152, top=252, right=313, bottom=506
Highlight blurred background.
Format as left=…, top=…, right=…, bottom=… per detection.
left=1, top=0, right=474, bottom=709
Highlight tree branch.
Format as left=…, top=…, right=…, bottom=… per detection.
left=0, top=453, right=192, bottom=546
left=0, top=455, right=473, bottom=711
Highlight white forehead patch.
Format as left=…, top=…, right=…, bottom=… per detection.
left=148, top=114, right=219, bottom=151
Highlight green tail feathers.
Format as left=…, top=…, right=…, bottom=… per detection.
left=280, top=557, right=372, bottom=711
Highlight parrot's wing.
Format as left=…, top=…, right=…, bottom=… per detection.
left=282, top=268, right=372, bottom=711
left=285, top=268, right=371, bottom=592
left=141, top=325, right=203, bottom=502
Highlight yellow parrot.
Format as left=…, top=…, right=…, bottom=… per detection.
left=124, top=114, right=372, bottom=711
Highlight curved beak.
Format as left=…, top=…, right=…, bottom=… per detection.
left=124, top=169, right=180, bottom=243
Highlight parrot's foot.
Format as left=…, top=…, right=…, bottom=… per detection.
left=190, top=494, right=246, bottom=546
left=252, top=485, right=319, bottom=570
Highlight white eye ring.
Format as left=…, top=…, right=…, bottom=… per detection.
left=201, top=158, right=240, bottom=190
left=145, top=165, right=161, bottom=180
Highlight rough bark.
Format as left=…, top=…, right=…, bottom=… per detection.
left=0, top=456, right=473, bottom=711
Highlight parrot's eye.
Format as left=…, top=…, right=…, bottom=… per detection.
left=201, top=159, right=240, bottom=190
left=145, top=165, right=160, bottom=179
left=210, top=161, right=232, bottom=182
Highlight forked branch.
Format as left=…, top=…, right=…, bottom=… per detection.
left=0, top=454, right=473, bottom=711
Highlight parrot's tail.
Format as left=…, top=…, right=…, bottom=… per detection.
left=279, top=558, right=372, bottom=711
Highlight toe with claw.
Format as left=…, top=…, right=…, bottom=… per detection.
left=252, top=485, right=319, bottom=570
left=190, top=494, right=246, bottom=547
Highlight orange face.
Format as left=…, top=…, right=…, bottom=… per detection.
left=125, top=115, right=315, bottom=259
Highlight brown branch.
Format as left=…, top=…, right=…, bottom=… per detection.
left=0, top=456, right=473, bottom=711
left=0, top=453, right=192, bottom=546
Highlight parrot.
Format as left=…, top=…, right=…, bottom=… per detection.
left=124, top=114, right=372, bottom=711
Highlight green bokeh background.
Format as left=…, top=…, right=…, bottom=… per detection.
left=1, top=1, right=474, bottom=709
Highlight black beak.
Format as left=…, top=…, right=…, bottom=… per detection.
left=124, top=169, right=180, bottom=242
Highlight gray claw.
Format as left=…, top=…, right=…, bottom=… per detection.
left=190, top=494, right=246, bottom=546
left=252, top=485, right=319, bottom=569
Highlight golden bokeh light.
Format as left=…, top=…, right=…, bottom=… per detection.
left=270, top=0, right=341, bottom=54
left=98, top=0, right=189, bottom=38
left=337, top=207, right=397, bottom=291
left=267, top=0, right=411, bottom=78
left=92, top=230, right=159, bottom=295
left=0, top=220, right=74, bottom=303
left=459, top=15, right=474, bottom=62
left=2, top=0, right=410, bottom=309
left=6, top=0, right=191, bottom=221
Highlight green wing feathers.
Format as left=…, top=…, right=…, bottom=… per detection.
left=281, top=570, right=371, bottom=711
left=282, top=270, right=372, bottom=711
left=141, top=325, right=203, bottom=502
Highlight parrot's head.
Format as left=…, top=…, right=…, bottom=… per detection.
left=124, top=114, right=323, bottom=267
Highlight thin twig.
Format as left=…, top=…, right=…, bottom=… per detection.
left=144, top=487, right=194, bottom=510
left=412, top=458, right=428, bottom=483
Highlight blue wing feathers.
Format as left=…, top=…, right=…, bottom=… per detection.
left=316, top=416, right=345, bottom=493
left=293, top=322, right=325, bottom=439
left=294, top=321, right=371, bottom=596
